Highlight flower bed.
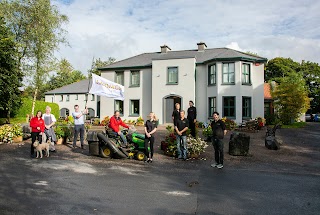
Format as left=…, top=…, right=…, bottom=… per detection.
left=0, top=124, right=23, bottom=144
left=161, top=125, right=208, bottom=158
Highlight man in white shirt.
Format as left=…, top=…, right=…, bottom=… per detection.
left=72, top=105, right=88, bottom=149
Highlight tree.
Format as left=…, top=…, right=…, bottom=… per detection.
left=0, top=17, right=23, bottom=122
left=266, top=57, right=320, bottom=113
left=46, top=59, right=86, bottom=91
left=22, top=58, right=86, bottom=99
left=299, top=61, right=320, bottom=113
left=271, top=72, right=310, bottom=125
left=88, top=57, right=116, bottom=76
left=265, top=57, right=300, bottom=82
left=0, top=0, right=68, bottom=115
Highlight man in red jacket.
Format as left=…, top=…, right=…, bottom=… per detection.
left=108, top=110, right=129, bottom=145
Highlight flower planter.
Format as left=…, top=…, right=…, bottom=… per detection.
left=56, top=138, right=63, bottom=145
left=13, top=136, right=23, bottom=143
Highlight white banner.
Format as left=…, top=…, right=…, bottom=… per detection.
left=89, top=74, right=125, bottom=100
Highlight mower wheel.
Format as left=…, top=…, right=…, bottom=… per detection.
left=135, top=151, right=146, bottom=161
left=100, top=145, right=112, bottom=158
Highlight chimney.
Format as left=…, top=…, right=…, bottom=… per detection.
left=160, top=45, right=171, bottom=53
left=197, top=42, right=207, bottom=51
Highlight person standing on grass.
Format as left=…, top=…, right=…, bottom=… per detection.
left=210, top=112, right=227, bottom=169
left=187, top=100, right=197, bottom=137
left=72, top=105, right=88, bottom=149
left=175, top=110, right=189, bottom=161
left=172, top=103, right=181, bottom=127
left=144, top=112, right=158, bottom=163
left=29, top=111, right=45, bottom=158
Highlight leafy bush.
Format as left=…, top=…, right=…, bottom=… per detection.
left=55, top=121, right=72, bottom=139
left=100, top=116, right=110, bottom=126
left=0, top=123, right=22, bottom=143
left=16, top=98, right=59, bottom=119
left=202, top=126, right=212, bottom=137
left=221, top=117, right=237, bottom=130
left=187, top=136, right=208, bottom=155
left=135, top=116, right=144, bottom=126
left=197, top=122, right=204, bottom=128
left=93, top=118, right=100, bottom=126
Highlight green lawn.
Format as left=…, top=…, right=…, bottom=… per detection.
left=281, top=122, right=307, bottom=128
left=0, top=117, right=27, bottom=125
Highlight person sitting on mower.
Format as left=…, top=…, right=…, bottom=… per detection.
left=109, top=110, right=130, bottom=146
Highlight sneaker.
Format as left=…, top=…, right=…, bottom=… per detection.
left=211, top=163, right=218, bottom=168
left=217, top=164, right=224, bottom=169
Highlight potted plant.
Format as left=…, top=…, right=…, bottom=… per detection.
left=54, top=126, right=64, bottom=144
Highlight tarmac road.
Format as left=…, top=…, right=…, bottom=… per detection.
left=0, top=123, right=319, bottom=215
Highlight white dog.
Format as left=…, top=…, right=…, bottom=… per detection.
left=33, top=140, right=50, bottom=159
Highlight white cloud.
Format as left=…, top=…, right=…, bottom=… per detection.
left=226, top=42, right=242, bottom=51
left=53, top=0, right=320, bottom=73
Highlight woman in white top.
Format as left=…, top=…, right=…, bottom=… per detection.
left=42, top=106, right=57, bottom=151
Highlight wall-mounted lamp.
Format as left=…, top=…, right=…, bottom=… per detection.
left=157, top=74, right=160, bottom=77
left=184, top=73, right=187, bottom=76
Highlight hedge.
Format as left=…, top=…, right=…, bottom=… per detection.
left=16, top=98, right=59, bottom=119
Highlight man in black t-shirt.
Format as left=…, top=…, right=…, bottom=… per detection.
left=172, top=103, right=180, bottom=126
left=187, top=100, right=197, bottom=137
left=175, top=110, right=189, bottom=160
left=210, top=112, right=227, bottom=169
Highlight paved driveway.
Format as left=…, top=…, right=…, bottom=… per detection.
left=0, top=123, right=319, bottom=215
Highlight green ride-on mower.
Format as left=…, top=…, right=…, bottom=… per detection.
left=88, top=126, right=149, bottom=161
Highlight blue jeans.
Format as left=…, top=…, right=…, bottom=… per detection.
left=112, top=131, right=127, bottom=145
left=176, top=135, right=187, bottom=159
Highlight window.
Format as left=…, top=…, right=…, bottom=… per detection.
left=222, top=63, right=235, bottom=84
left=242, top=63, right=251, bottom=84
left=130, top=71, right=140, bottom=87
left=208, top=64, right=216, bottom=85
left=91, top=94, right=95, bottom=101
left=51, top=97, right=54, bottom=103
left=242, top=97, right=251, bottom=118
left=75, top=94, right=78, bottom=100
left=115, top=100, right=124, bottom=115
left=167, top=67, right=178, bottom=84
left=59, top=95, right=63, bottom=102
left=223, top=97, right=236, bottom=117
left=208, top=97, right=216, bottom=117
left=130, top=100, right=140, bottom=115
left=66, top=95, right=70, bottom=102
left=115, top=71, right=124, bottom=85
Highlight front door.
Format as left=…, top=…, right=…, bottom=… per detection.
left=164, top=96, right=182, bottom=123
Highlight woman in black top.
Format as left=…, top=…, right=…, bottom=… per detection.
left=144, top=112, right=158, bottom=163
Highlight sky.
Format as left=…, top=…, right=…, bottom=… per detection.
left=53, top=0, right=320, bottom=74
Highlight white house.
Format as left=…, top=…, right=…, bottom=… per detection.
left=44, top=79, right=100, bottom=118
left=98, top=42, right=267, bottom=124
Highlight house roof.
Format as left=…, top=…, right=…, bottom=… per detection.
left=99, top=47, right=268, bottom=71
left=45, top=79, right=92, bottom=95
left=264, top=83, right=272, bottom=99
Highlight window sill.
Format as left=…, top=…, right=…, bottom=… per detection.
left=242, top=83, right=252, bottom=86
left=223, top=116, right=236, bottom=119
left=221, top=83, right=235, bottom=85
left=208, top=84, right=216, bottom=86
left=129, top=85, right=140, bottom=88
left=129, top=114, right=139, bottom=117
left=166, top=83, right=178, bottom=85
left=242, top=117, right=252, bottom=120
